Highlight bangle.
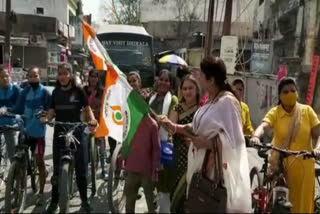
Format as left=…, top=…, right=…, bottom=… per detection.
left=172, top=124, right=177, bottom=135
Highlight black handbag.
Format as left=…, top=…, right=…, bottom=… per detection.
left=184, top=137, right=227, bottom=213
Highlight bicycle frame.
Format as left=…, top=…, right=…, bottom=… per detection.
left=252, top=148, right=272, bottom=213
left=252, top=144, right=315, bottom=213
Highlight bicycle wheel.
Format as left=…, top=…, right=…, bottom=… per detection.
left=0, top=138, right=9, bottom=180
left=30, top=154, right=40, bottom=193
left=4, top=160, right=27, bottom=213
left=107, top=143, right=126, bottom=213
left=250, top=166, right=263, bottom=213
left=90, top=135, right=98, bottom=197
left=59, top=161, right=72, bottom=213
left=314, top=165, right=320, bottom=213
left=69, top=163, right=75, bottom=199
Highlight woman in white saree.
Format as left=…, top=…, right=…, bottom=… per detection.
left=159, top=56, right=251, bottom=213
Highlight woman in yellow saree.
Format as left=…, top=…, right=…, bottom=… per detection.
left=251, top=77, right=320, bottom=213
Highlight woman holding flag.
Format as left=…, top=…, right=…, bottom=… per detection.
left=149, top=69, right=179, bottom=213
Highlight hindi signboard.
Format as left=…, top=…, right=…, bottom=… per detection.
left=251, top=41, right=271, bottom=73
left=220, top=36, right=238, bottom=74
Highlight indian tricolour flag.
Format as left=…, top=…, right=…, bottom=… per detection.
left=82, top=21, right=149, bottom=157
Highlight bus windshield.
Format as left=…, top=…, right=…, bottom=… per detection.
left=102, top=41, right=152, bottom=67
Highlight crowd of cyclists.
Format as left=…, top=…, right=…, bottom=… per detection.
left=0, top=54, right=319, bottom=213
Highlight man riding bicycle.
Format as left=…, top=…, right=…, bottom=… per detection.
left=40, top=63, right=97, bottom=213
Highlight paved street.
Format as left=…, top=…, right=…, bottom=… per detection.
left=0, top=112, right=318, bottom=213
left=0, top=126, right=151, bottom=213
left=0, top=124, right=265, bottom=214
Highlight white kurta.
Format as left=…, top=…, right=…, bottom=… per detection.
left=187, top=92, right=252, bottom=213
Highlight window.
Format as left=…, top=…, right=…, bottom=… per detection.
left=36, top=7, right=44, bottom=15
left=0, top=45, right=3, bottom=65
left=69, top=10, right=75, bottom=26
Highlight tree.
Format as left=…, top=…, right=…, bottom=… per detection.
left=153, top=0, right=201, bottom=47
left=103, top=0, right=142, bottom=25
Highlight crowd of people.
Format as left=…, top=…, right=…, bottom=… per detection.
left=0, top=54, right=319, bottom=213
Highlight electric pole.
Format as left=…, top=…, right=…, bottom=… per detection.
left=205, top=0, right=214, bottom=57
left=223, top=0, right=232, bottom=35
left=5, top=0, right=11, bottom=71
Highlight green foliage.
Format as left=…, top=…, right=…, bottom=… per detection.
left=104, top=0, right=142, bottom=25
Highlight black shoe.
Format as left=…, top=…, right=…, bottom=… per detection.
left=79, top=201, right=93, bottom=213
left=46, top=202, right=58, bottom=214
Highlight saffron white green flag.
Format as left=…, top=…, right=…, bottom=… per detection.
left=82, top=21, right=149, bottom=157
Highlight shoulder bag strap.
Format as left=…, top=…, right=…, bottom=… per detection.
left=214, top=136, right=224, bottom=185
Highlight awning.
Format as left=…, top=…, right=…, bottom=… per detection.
left=0, top=35, right=29, bottom=46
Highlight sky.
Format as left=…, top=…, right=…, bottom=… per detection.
left=82, top=0, right=101, bottom=22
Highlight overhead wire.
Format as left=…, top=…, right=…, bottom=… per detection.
left=237, top=1, right=267, bottom=73
left=235, top=0, right=263, bottom=72
left=218, top=0, right=226, bottom=37
left=231, top=0, right=255, bottom=25
left=234, top=0, right=250, bottom=72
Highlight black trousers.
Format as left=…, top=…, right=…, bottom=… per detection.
left=108, top=137, right=116, bottom=157
left=51, top=131, right=88, bottom=204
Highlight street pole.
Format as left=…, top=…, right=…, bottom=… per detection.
left=205, top=0, right=214, bottom=57
left=5, top=0, right=11, bottom=71
left=223, top=0, right=232, bottom=36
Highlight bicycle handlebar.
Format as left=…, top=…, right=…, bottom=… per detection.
left=1, top=112, right=25, bottom=120
left=0, top=124, right=20, bottom=131
left=254, top=143, right=315, bottom=158
left=45, top=121, right=88, bottom=127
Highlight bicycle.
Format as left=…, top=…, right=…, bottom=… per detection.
left=314, top=160, right=320, bottom=213
left=250, top=143, right=315, bottom=213
left=107, top=141, right=126, bottom=213
left=45, top=121, right=88, bottom=213
left=0, top=126, right=10, bottom=185
left=4, top=113, right=40, bottom=214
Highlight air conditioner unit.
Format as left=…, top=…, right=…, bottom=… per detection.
left=29, top=35, right=38, bottom=45
left=29, top=35, right=44, bottom=45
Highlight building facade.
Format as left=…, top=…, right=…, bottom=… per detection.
left=140, top=0, right=256, bottom=72
left=254, top=0, right=320, bottom=113
left=0, top=0, right=83, bottom=84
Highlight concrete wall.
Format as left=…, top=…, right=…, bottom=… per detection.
left=0, top=0, right=78, bottom=24
left=141, top=0, right=256, bottom=24
left=143, top=21, right=253, bottom=39
left=228, top=72, right=278, bottom=128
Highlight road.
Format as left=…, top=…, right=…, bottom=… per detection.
left=0, top=125, right=153, bottom=213
left=0, top=123, right=264, bottom=214
left=0, top=86, right=280, bottom=213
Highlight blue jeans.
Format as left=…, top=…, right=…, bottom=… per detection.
left=2, top=130, right=18, bottom=163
